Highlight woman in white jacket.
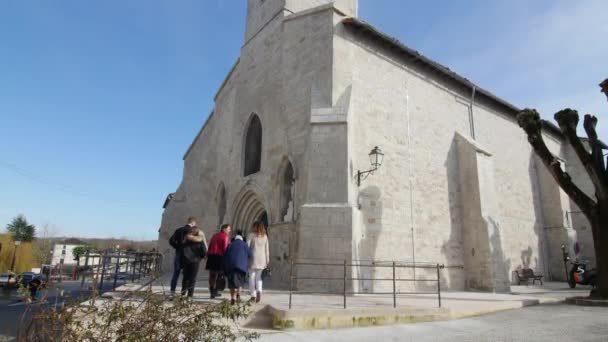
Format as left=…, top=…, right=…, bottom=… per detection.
left=248, top=221, right=270, bottom=303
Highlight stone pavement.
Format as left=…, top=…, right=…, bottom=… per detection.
left=109, top=273, right=594, bottom=331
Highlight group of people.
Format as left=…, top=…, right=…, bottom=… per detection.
left=169, top=217, right=270, bottom=304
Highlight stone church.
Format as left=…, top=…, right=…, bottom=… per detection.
left=158, top=0, right=595, bottom=293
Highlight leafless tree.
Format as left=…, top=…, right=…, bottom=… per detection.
left=33, top=223, right=58, bottom=265
left=517, top=78, right=608, bottom=299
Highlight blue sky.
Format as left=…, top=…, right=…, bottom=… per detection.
left=1, top=0, right=606, bottom=240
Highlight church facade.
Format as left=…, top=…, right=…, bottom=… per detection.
left=158, top=0, right=595, bottom=292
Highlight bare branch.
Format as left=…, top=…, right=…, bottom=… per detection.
left=584, top=114, right=608, bottom=184
left=518, top=109, right=597, bottom=216
left=600, top=78, right=608, bottom=102
left=555, top=109, right=608, bottom=201
left=583, top=114, right=599, bottom=140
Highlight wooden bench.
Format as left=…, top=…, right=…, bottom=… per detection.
left=515, top=268, right=544, bottom=285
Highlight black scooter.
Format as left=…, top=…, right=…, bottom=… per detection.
left=567, top=257, right=597, bottom=288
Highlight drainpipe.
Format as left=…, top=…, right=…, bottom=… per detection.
left=469, top=86, right=477, bottom=140
left=405, top=83, right=416, bottom=279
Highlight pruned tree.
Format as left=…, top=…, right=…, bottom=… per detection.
left=6, top=215, right=36, bottom=242
left=517, top=78, right=608, bottom=299
left=72, top=245, right=90, bottom=261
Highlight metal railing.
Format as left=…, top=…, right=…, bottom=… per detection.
left=288, top=259, right=456, bottom=309
left=76, top=251, right=163, bottom=291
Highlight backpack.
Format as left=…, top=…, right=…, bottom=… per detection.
left=169, top=228, right=181, bottom=249
left=182, top=242, right=207, bottom=263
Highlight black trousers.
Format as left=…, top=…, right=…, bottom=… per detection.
left=181, top=261, right=200, bottom=297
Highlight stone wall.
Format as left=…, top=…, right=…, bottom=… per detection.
left=245, top=0, right=357, bottom=43
left=336, top=22, right=471, bottom=291
left=158, top=5, right=340, bottom=282
left=335, top=17, right=571, bottom=292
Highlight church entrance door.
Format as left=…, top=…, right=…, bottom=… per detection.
left=232, top=188, right=291, bottom=289
left=232, top=189, right=266, bottom=236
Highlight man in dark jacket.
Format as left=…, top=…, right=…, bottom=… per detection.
left=223, top=230, right=251, bottom=304
left=168, top=216, right=197, bottom=297
left=180, top=227, right=207, bottom=297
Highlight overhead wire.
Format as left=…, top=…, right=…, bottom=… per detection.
left=0, top=159, right=128, bottom=206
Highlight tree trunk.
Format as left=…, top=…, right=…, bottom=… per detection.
left=590, top=202, right=608, bottom=299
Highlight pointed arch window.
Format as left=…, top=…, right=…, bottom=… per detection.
left=279, top=160, right=295, bottom=222
left=244, top=114, right=262, bottom=176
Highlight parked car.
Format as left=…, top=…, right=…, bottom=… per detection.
left=117, top=272, right=129, bottom=280
left=0, top=272, right=17, bottom=288
left=19, top=272, right=43, bottom=287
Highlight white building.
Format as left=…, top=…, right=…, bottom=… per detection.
left=51, top=243, right=82, bottom=266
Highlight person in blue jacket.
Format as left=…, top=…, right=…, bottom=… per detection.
left=223, top=230, right=251, bottom=304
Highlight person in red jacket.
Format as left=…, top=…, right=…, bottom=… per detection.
left=206, top=223, right=231, bottom=298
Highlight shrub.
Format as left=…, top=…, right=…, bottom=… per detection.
left=19, top=289, right=259, bottom=342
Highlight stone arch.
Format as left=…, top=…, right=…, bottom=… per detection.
left=243, top=113, right=262, bottom=176
left=277, top=157, right=296, bottom=222
left=231, top=184, right=270, bottom=236
left=215, top=182, right=227, bottom=228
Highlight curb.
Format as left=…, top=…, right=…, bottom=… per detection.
left=565, top=296, right=608, bottom=307
left=112, top=275, right=158, bottom=293
left=269, top=306, right=453, bottom=330
left=268, top=297, right=563, bottom=330
left=96, top=276, right=159, bottom=300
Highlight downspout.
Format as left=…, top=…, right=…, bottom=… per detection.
left=405, top=83, right=416, bottom=279
left=469, top=86, right=477, bottom=140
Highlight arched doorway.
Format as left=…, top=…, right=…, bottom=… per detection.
left=231, top=185, right=292, bottom=290
left=232, top=188, right=268, bottom=236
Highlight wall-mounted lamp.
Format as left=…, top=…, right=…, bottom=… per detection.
left=357, top=146, right=384, bottom=186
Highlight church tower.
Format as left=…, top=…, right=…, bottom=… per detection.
left=245, top=0, right=358, bottom=42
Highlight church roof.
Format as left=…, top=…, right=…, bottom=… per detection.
left=162, top=193, right=174, bottom=209
left=342, top=17, right=563, bottom=138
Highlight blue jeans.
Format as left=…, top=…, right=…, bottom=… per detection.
left=170, top=252, right=182, bottom=293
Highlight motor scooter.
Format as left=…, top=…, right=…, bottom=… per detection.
left=567, top=257, right=597, bottom=288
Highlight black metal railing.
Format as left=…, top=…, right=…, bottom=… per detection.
left=77, top=251, right=163, bottom=291
left=288, top=259, right=460, bottom=309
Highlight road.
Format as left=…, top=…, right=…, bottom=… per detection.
left=0, top=280, right=125, bottom=340
left=258, top=304, right=608, bottom=342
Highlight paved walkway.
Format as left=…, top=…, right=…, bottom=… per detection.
left=111, top=273, right=593, bottom=330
